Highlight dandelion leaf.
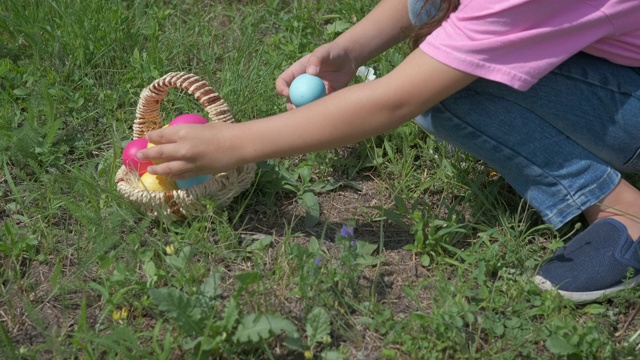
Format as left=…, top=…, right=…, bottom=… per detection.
left=149, top=287, right=203, bottom=336
left=545, top=335, right=577, bottom=355
left=305, top=307, right=331, bottom=345
left=233, top=313, right=298, bottom=343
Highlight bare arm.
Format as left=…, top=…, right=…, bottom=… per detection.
left=241, top=51, right=474, bottom=161
left=140, top=51, right=477, bottom=178
left=333, top=0, right=416, bottom=66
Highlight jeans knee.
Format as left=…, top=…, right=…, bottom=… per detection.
left=415, top=105, right=458, bottom=142
left=408, top=0, right=442, bottom=26
left=618, top=149, right=640, bottom=174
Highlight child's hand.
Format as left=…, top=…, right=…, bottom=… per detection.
left=276, top=42, right=358, bottom=110
left=136, top=122, right=242, bottom=180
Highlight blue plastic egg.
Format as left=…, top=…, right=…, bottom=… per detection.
left=176, top=175, right=213, bottom=189
left=289, top=74, right=326, bottom=107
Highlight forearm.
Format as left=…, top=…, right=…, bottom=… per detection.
left=333, top=0, right=414, bottom=67
left=237, top=84, right=399, bottom=162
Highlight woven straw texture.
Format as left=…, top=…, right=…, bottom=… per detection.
left=115, top=72, right=256, bottom=220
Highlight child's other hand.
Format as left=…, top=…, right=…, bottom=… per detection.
left=276, top=42, right=357, bottom=111
left=136, top=122, right=241, bottom=180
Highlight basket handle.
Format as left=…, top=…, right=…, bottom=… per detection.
left=132, top=72, right=234, bottom=139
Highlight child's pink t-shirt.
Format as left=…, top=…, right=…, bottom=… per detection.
left=419, top=0, right=640, bottom=90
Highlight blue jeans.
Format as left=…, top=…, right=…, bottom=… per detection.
left=409, top=1, right=640, bottom=229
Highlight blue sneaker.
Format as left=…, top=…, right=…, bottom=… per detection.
left=534, top=218, right=640, bottom=303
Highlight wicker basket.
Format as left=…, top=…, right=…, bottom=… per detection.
left=115, top=72, right=256, bottom=220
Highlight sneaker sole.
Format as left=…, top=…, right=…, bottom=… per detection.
left=533, top=274, right=640, bottom=304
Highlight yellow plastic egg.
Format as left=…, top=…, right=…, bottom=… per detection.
left=146, top=124, right=169, bottom=164
left=137, top=172, right=177, bottom=192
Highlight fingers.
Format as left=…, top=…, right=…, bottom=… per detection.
left=276, top=67, right=302, bottom=111
left=138, top=126, right=188, bottom=162
left=276, top=55, right=310, bottom=96
left=145, top=126, right=177, bottom=145
left=147, top=160, right=200, bottom=180
left=275, top=68, right=296, bottom=97
left=138, top=141, right=200, bottom=179
left=305, top=49, right=326, bottom=76
left=275, top=46, right=329, bottom=97
left=137, top=142, right=182, bottom=165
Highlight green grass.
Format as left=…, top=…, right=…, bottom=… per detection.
left=1, top=0, right=640, bottom=359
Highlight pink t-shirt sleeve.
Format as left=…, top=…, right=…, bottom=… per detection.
left=419, top=0, right=635, bottom=91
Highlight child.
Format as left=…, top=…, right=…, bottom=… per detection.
left=138, top=0, right=640, bottom=303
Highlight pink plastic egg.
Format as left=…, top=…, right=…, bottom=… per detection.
left=122, top=138, right=153, bottom=175
left=169, top=113, right=208, bottom=126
